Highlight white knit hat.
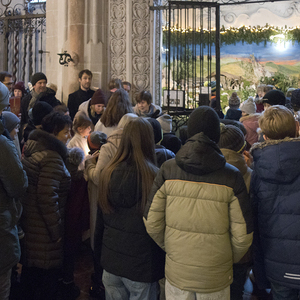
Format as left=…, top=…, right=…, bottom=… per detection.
left=157, top=114, right=172, bottom=133
left=240, top=97, right=256, bottom=115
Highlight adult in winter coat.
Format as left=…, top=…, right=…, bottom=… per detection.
left=144, top=106, right=253, bottom=300
left=97, top=118, right=165, bottom=300
left=20, top=112, right=72, bottom=300
left=0, top=82, right=28, bottom=300
left=251, top=105, right=300, bottom=299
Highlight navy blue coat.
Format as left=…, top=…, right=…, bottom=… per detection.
left=251, top=138, right=300, bottom=289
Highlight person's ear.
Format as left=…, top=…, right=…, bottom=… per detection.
left=263, top=134, right=269, bottom=141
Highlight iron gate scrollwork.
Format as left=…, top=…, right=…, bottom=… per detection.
left=0, top=0, right=46, bottom=83
left=163, top=1, right=220, bottom=114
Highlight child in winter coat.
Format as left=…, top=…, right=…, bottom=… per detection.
left=218, top=123, right=252, bottom=299
left=240, top=97, right=260, bottom=149
left=251, top=105, right=300, bottom=299
left=225, top=92, right=242, bottom=121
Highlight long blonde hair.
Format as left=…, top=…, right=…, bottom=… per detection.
left=99, top=118, right=157, bottom=214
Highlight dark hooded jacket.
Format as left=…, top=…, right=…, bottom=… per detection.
left=21, top=129, right=71, bottom=269
left=0, top=120, right=28, bottom=275
left=251, top=138, right=300, bottom=289
left=144, top=132, right=253, bottom=293
left=99, top=160, right=165, bottom=283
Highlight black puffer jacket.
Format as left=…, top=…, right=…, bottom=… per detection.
left=100, top=160, right=165, bottom=283
left=21, top=129, right=71, bottom=269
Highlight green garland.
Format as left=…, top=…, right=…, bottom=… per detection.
left=163, top=25, right=300, bottom=47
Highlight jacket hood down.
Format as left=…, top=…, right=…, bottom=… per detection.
left=176, top=132, right=226, bottom=175
left=251, top=137, right=300, bottom=184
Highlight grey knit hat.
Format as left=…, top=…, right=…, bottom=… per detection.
left=0, top=82, right=10, bottom=111
left=157, top=114, right=172, bottom=133
left=229, top=92, right=240, bottom=109
left=2, top=111, right=20, bottom=133
left=240, top=97, right=256, bottom=115
left=218, top=123, right=245, bottom=153
left=87, top=131, right=107, bottom=150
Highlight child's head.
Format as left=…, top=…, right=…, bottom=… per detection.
left=2, top=111, right=20, bottom=140
left=218, top=123, right=245, bottom=153
left=87, top=131, right=107, bottom=152
left=229, top=92, right=240, bottom=109
left=240, top=97, right=256, bottom=116
left=262, top=90, right=286, bottom=109
left=53, top=103, right=69, bottom=116
left=259, top=105, right=297, bottom=140
left=73, top=112, right=92, bottom=137
left=291, top=89, right=300, bottom=112
left=136, top=91, right=152, bottom=113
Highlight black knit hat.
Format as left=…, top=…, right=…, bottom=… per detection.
left=218, top=123, right=245, bottom=153
left=291, top=89, right=300, bottom=108
left=262, top=90, right=286, bottom=106
left=187, top=106, right=220, bottom=143
left=31, top=72, right=47, bottom=87
left=147, top=118, right=162, bottom=144
left=32, top=101, right=53, bottom=125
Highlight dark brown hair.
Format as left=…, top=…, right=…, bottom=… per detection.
left=78, top=69, right=92, bottom=79
left=99, top=118, right=157, bottom=214
left=136, top=91, right=152, bottom=105
left=108, top=78, right=122, bottom=90
left=100, top=89, right=133, bottom=127
left=73, top=112, right=92, bottom=133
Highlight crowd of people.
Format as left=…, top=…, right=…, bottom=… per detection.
left=0, top=69, right=300, bottom=300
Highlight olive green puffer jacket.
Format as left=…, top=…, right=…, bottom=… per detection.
left=144, top=132, right=253, bottom=293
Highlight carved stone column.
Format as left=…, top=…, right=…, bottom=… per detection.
left=68, top=0, right=85, bottom=94
left=132, top=0, right=151, bottom=98
left=153, top=0, right=162, bottom=105
left=110, top=0, right=127, bottom=81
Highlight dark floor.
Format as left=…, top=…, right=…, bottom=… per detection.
left=73, top=243, right=271, bottom=300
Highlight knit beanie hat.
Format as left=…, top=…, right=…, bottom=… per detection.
left=0, top=82, right=10, bottom=111
left=147, top=118, right=162, bottom=144
left=229, top=92, right=240, bottom=109
left=262, top=90, right=286, bottom=106
left=218, top=123, right=245, bottom=153
left=240, top=97, right=256, bottom=115
left=13, top=81, right=26, bottom=95
left=31, top=72, right=47, bottom=87
left=2, top=111, right=20, bottom=133
left=90, top=89, right=106, bottom=106
left=87, top=131, right=107, bottom=150
left=291, top=89, right=300, bottom=108
left=187, top=106, right=220, bottom=143
left=32, top=101, right=53, bottom=125
left=220, top=119, right=247, bottom=136
left=157, top=114, right=172, bottom=133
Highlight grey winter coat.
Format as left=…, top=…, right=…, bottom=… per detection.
left=0, top=120, right=28, bottom=275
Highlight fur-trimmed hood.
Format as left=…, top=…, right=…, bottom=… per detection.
left=250, top=137, right=300, bottom=183
left=24, top=129, right=68, bottom=161
left=239, top=113, right=261, bottom=123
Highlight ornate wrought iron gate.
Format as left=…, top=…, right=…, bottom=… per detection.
left=0, top=1, right=46, bottom=83
left=163, top=1, right=220, bottom=112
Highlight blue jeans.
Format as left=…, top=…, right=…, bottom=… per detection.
left=270, top=281, right=300, bottom=300
left=102, top=270, right=159, bottom=300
